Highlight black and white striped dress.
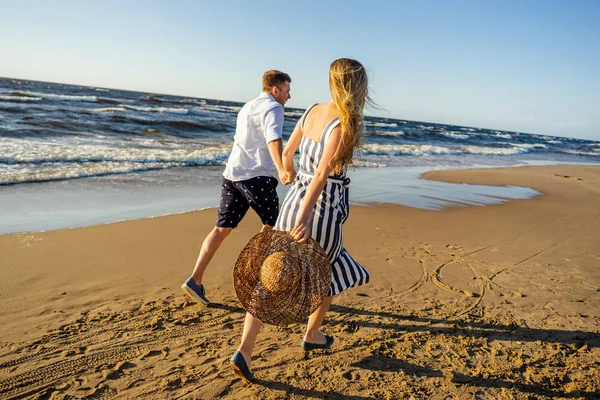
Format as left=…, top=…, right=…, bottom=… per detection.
left=275, top=104, right=370, bottom=296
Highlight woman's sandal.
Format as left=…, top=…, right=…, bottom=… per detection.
left=301, top=334, right=334, bottom=351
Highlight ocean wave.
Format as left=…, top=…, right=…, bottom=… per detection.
left=364, top=144, right=452, bottom=156
left=459, top=145, right=535, bottom=155
left=363, top=143, right=542, bottom=156
left=0, top=137, right=232, bottom=167
left=439, top=132, right=470, bottom=140
left=10, top=90, right=98, bottom=102
left=93, top=104, right=189, bottom=114
left=284, top=111, right=304, bottom=119
left=123, top=105, right=189, bottom=114
left=0, top=95, right=42, bottom=102
left=512, top=143, right=547, bottom=149
left=94, top=107, right=127, bottom=113
left=561, top=149, right=600, bottom=157
left=368, top=130, right=405, bottom=138
left=105, top=114, right=234, bottom=131
left=366, top=121, right=398, bottom=128
left=354, top=159, right=387, bottom=168
left=0, top=161, right=211, bottom=186
left=146, top=95, right=208, bottom=106
left=202, top=104, right=242, bottom=113
left=493, top=133, right=513, bottom=139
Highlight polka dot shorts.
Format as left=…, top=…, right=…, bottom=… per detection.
left=216, top=176, right=279, bottom=228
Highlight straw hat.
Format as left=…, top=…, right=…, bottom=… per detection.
left=233, top=229, right=331, bottom=326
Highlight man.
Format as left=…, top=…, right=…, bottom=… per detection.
left=181, top=70, right=294, bottom=305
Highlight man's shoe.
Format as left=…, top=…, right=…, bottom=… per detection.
left=181, top=277, right=210, bottom=305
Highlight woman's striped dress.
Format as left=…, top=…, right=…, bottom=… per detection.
left=274, top=104, right=370, bottom=296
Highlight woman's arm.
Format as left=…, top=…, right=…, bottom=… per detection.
left=290, top=125, right=342, bottom=242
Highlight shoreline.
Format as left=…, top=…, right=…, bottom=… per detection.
left=4, top=161, right=588, bottom=235
left=1, top=164, right=599, bottom=399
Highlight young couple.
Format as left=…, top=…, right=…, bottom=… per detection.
left=182, top=58, right=372, bottom=382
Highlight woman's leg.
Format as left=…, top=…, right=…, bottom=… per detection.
left=303, top=296, right=333, bottom=344
left=237, top=312, right=263, bottom=370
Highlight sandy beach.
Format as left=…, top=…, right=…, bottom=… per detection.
left=0, top=164, right=599, bottom=399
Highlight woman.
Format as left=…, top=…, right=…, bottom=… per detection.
left=231, top=58, right=372, bottom=382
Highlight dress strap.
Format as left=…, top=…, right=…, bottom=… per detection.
left=320, top=118, right=340, bottom=142
left=300, top=103, right=319, bottom=133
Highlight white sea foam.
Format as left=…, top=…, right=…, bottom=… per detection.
left=562, top=149, right=600, bottom=156
left=122, top=105, right=189, bottom=114
left=202, top=104, right=242, bottom=113
left=284, top=111, right=304, bottom=119
left=354, top=159, right=387, bottom=168
left=0, top=137, right=232, bottom=184
left=370, top=130, right=405, bottom=137
left=460, top=145, right=531, bottom=155
left=11, top=91, right=98, bottom=102
left=493, top=133, right=512, bottom=139
left=366, top=121, right=398, bottom=128
left=547, top=140, right=562, bottom=144
left=0, top=95, right=42, bottom=102
left=512, top=143, right=547, bottom=149
left=94, top=107, right=127, bottom=113
left=95, top=88, right=110, bottom=92
left=363, top=143, right=544, bottom=157
left=440, top=132, right=470, bottom=140
left=364, top=144, right=453, bottom=156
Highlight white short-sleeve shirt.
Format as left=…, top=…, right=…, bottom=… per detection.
left=223, top=92, right=284, bottom=181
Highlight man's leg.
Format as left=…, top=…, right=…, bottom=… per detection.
left=182, top=177, right=249, bottom=304
left=190, top=226, right=232, bottom=284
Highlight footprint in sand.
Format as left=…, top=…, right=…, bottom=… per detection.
left=555, top=174, right=583, bottom=181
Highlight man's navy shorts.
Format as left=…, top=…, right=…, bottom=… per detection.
left=216, top=176, right=279, bottom=228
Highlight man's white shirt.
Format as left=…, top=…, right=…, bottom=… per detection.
left=223, top=92, right=284, bottom=181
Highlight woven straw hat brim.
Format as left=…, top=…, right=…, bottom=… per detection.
left=233, top=230, right=331, bottom=326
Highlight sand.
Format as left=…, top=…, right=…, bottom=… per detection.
left=0, top=165, right=598, bottom=399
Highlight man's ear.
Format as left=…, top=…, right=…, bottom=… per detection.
left=270, top=86, right=279, bottom=97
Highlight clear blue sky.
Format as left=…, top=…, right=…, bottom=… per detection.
left=1, top=0, right=599, bottom=140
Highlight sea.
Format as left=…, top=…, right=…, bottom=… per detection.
left=1, top=77, right=599, bottom=234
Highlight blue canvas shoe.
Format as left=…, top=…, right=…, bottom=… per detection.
left=181, top=277, right=210, bottom=305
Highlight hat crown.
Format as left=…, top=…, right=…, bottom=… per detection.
left=260, top=251, right=301, bottom=293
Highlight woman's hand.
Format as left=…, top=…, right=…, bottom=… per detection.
left=285, top=169, right=297, bottom=184
left=279, top=169, right=296, bottom=185
left=290, top=218, right=310, bottom=243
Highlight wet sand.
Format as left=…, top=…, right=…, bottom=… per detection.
left=0, top=165, right=598, bottom=399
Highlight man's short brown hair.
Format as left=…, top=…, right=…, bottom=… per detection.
left=262, top=70, right=291, bottom=92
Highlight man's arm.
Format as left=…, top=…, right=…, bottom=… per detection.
left=264, top=107, right=291, bottom=184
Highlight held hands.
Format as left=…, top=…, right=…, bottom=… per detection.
left=279, top=169, right=296, bottom=185
left=290, top=217, right=310, bottom=243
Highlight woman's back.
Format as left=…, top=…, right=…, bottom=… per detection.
left=298, top=103, right=344, bottom=178
left=302, top=103, right=338, bottom=143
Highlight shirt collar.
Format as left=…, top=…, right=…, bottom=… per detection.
left=259, top=92, right=277, bottom=102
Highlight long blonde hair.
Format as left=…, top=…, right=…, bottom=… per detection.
left=329, top=58, right=373, bottom=174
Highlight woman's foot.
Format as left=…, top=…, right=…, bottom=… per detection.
left=230, top=349, right=254, bottom=382
left=301, top=332, right=334, bottom=351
